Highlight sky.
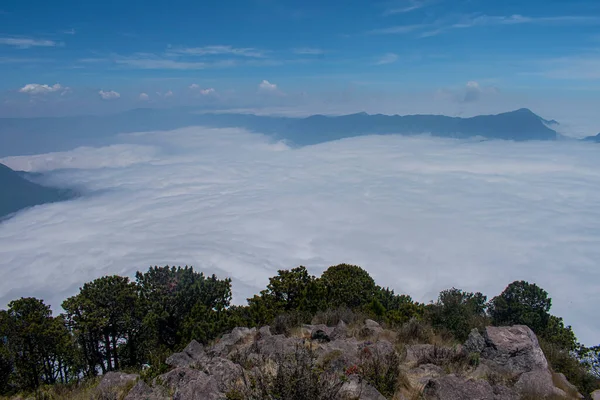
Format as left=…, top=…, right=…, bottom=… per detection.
left=1, top=127, right=600, bottom=344
left=1, top=0, right=600, bottom=134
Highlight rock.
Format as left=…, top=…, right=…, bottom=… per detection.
left=209, top=327, right=256, bottom=356
left=258, top=325, right=271, bottom=338
left=203, top=357, right=245, bottom=392
left=96, top=372, right=139, bottom=399
left=361, top=319, right=384, bottom=337
left=405, top=344, right=435, bottom=364
left=330, top=320, right=348, bottom=340
left=592, top=389, right=600, bottom=400
left=254, top=333, right=302, bottom=358
left=156, top=367, right=222, bottom=400
left=553, top=372, right=584, bottom=398
left=482, top=325, right=548, bottom=374
left=464, top=328, right=486, bottom=353
left=491, top=385, right=519, bottom=400
left=166, top=340, right=205, bottom=368
left=514, top=369, right=567, bottom=399
left=405, top=363, right=443, bottom=387
left=124, top=380, right=169, bottom=400
left=339, top=376, right=387, bottom=400
left=423, top=374, right=496, bottom=400
left=317, top=338, right=361, bottom=371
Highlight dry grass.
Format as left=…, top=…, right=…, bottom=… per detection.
left=2, top=377, right=104, bottom=400
left=551, top=372, right=580, bottom=399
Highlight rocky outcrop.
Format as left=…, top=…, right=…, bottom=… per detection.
left=481, top=325, right=548, bottom=373
left=592, top=389, right=600, bottom=400
left=101, top=320, right=584, bottom=400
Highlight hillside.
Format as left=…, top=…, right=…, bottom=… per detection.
left=1, top=264, right=598, bottom=399
left=0, top=163, right=72, bottom=220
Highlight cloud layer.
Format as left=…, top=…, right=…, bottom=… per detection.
left=1, top=128, right=600, bottom=344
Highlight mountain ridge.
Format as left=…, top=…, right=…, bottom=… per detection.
left=0, top=108, right=565, bottom=157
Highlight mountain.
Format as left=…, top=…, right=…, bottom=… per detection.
left=583, top=133, right=600, bottom=142
left=0, top=108, right=558, bottom=157
left=0, top=163, right=73, bottom=220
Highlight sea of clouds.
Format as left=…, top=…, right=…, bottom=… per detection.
left=1, top=126, right=600, bottom=344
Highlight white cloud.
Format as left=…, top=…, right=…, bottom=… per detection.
left=1, top=128, right=600, bottom=344
left=164, top=90, right=174, bottom=97
left=258, top=80, right=278, bottom=92
left=19, top=83, right=67, bottom=95
left=62, top=28, right=76, bottom=35
left=139, top=93, right=149, bottom=101
left=0, top=37, right=60, bottom=48
left=375, top=53, right=399, bottom=65
left=169, top=45, right=265, bottom=58
left=98, top=90, right=120, bottom=100
left=189, top=84, right=200, bottom=89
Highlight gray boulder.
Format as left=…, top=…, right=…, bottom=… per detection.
left=203, top=356, right=245, bottom=392
left=423, top=374, right=497, bottom=400
left=553, top=372, right=584, bottom=398
left=330, top=320, right=348, bottom=340
left=405, top=344, right=435, bottom=364
left=96, top=372, right=139, bottom=399
left=156, top=367, right=222, bottom=400
left=258, top=325, right=271, bottom=338
left=361, top=319, right=384, bottom=337
left=592, top=389, right=600, bottom=400
left=514, top=369, right=567, bottom=399
left=165, top=339, right=206, bottom=368
left=124, top=380, right=169, bottom=400
left=209, top=327, right=256, bottom=357
left=464, top=328, right=486, bottom=353
left=482, top=325, right=548, bottom=374
left=339, top=376, right=387, bottom=400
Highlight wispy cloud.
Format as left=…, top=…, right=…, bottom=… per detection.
left=372, top=14, right=600, bottom=37
left=115, top=56, right=211, bottom=70
left=168, top=45, right=266, bottom=58
left=533, top=55, right=600, bottom=80
left=367, top=24, right=427, bottom=35
left=374, top=53, right=399, bottom=65
left=292, top=47, right=325, bottom=55
left=139, top=93, right=149, bottom=101
left=62, top=28, right=76, bottom=35
left=0, top=37, right=61, bottom=48
left=383, top=0, right=431, bottom=15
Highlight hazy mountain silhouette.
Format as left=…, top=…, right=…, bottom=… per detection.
left=0, top=108, right=559, bottom=157
left=583, top=133, right=600, bottom=142
left=0, top=163, right=73, bottom=220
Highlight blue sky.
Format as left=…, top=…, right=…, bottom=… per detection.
left=1, top=0, right=600, bottom=131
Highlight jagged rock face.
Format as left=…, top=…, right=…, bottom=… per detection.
left=165, top=339, right=205, bottom=368
left=157, top=368, right=222, bottom=400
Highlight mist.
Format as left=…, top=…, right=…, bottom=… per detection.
left=1, top=126, right=599, bottom=344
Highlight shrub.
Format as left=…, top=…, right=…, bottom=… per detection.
left=240, top=346, right=343, bottom=400
left=358, top=346, right=405, bottom=397
left=320, top=264, right=377, bottom=309
left=396, top=318, right=435, bottom=345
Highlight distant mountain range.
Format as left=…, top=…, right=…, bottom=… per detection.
left=583, top=133, right=600, bottom=142
left=0, top=108, right=575, bottom=157
left=0, top=163, right=73, bottom=221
